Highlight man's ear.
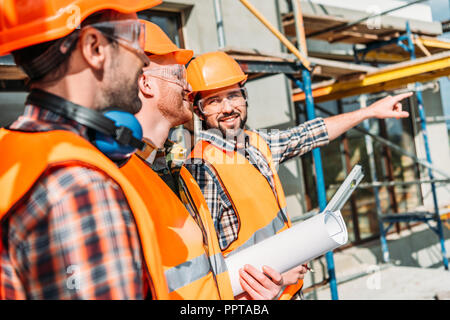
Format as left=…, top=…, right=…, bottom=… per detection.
left=193, top=105, right=204, bottom=120
left=138, top=73, right=154, bottom=97
left=79, top=28, right=108, bottom=70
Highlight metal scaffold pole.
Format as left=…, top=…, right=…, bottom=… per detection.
left=289, top=73, right=340, bottom=300
left=302, top=70, right=339, bottom=300
left=213, top=0, right=226, bottom=48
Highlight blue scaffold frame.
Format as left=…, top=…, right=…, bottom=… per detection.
left=354, top=22, right=448, bottom=270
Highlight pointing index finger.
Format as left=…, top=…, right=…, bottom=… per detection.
left=393, top=92, right=413, bottom=102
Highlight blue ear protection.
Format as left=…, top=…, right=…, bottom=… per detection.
left=26, top=89, right=145, bottom=160
left=94, top=110, right=143, bottom=160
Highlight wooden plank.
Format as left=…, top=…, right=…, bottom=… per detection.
left=328, top=31, right=380, bottom=44
left=0, top=65, right=26, bottom=80
left=309, top=56, right=376, bottom=78
left=222, top=47, right=376, bottom=79
left=293, top=51, right=450, bottom=103
left=419, top=36, right=450, bottom=50
left=283, top=11, right=442, bottom=46
left=414, top=38, right=432, bottom=57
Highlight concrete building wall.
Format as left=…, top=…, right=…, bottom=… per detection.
left=161, top=0, right=219, bottom=54
left=0, top=92, right=27, bottom=127
left=164, top=0, right=284, bottom=53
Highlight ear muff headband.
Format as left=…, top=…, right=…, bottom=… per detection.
left=26, top=89, right=144, bottom=157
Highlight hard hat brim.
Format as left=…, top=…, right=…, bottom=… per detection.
left=141, top=19, right=193, bottom=65
left=0, top=0, right=163, bottom=56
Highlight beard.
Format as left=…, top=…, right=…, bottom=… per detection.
left=216, top=111, right=247, bottom=139
left=103, top=67, right=143, bottom=114
left=98, top=51, right=144, bottom=115
left=158, top=81, right=192, bottom=126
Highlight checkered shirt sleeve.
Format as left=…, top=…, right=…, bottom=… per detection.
left=1, top=166, right=146, bottom=299
left=255, top=117, right=329, bottom=167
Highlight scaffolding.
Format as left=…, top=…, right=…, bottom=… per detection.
left=288, top=14, right=449, bottom=270
left=229, top=0, right=450, bottom=299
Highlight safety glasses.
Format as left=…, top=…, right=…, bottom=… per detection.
left=144, top=64, right=193, bottom=102
left=197, top=87, right=248, bottom=115
left=88, top=19, right=150, bottom=66
left=143, top=64, right=188, bottom=89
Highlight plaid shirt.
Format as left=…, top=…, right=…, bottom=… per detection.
left=185, top=118, right=329, bottom=250
left=1, top=105, right=146, bottom=299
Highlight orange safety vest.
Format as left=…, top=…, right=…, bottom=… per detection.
left=189, top=130, right=303, bottom=300
left=0, top=129, right=169, bottom=300
left=121, top=155, right=234, bottom=300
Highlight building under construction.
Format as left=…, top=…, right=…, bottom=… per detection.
left=1, top=0, right=449, bottom=299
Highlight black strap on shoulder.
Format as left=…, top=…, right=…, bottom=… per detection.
left=26, top=89, right=144, bottom=150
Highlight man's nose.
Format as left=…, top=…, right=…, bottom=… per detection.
left=221, top=99, right=234, bottom=113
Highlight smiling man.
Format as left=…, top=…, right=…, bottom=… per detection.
left=185, top=51, right=412, bottom=300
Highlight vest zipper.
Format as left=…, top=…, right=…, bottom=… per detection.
left=200, top=159, right=242, bottom=253
left=179, top=173, right=223, bottom=299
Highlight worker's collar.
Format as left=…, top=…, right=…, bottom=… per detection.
left=199, top=129, right=249, bottom=152
left=11, top=104, right=89, bottom=139
left=136, top=138, right=179, bottom=166
left=136, top=138, right=161, bottom=165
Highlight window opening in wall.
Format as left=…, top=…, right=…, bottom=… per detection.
left=138, top=10, right=185, bottom=48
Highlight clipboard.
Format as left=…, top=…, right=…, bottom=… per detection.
left=324, top=164, right=364, bottom=213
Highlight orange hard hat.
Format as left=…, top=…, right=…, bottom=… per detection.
left=141, top=20, right=193, bottom=65
left=187, top=51, right=247, bottom=93
left=0, top=0, right=162, bottom=56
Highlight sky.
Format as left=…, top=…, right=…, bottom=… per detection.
left=429, top=0, right=450, bottom=21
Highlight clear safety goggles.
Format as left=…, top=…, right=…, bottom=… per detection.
left=88, top=19, right=149, bottom=66
left=197, top=87, right=248, bottom=115
left=143, top=64, right=188, bottom=89
left=144, top=64, right=192, bottom=102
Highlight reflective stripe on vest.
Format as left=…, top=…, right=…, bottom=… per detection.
left=0, top=129, right=169, bottom=300
left=165, top=252, right=228, bottom=293
left=208, top=252, right=229, bottom=277
left=121, top=155, right=234, bottom=300
left=188, top=131, right=303, bottom=300
left=179, top=166, right=235, bottom=299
